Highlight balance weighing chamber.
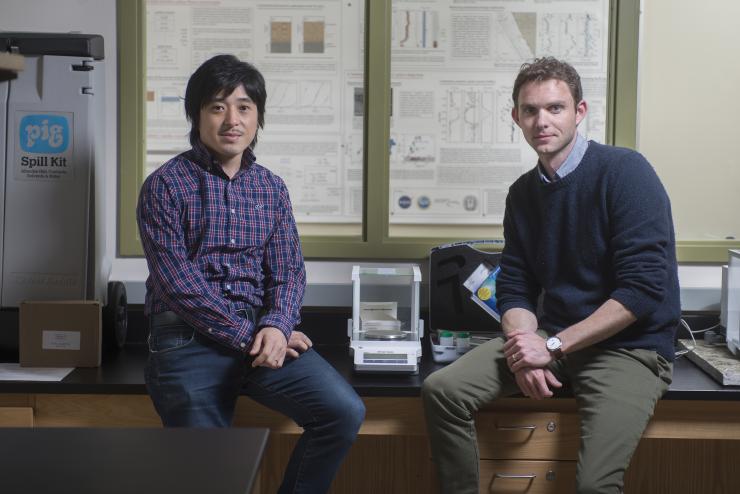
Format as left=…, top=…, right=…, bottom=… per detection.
left=348, top=265, right=424, bottom=373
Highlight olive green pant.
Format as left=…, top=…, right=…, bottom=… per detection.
left=422, top=335, right=672, bottom=494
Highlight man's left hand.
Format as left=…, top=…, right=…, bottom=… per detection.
left=503, top=330, right=553, bottom=373
left=286, top=331, right=313, bottom=359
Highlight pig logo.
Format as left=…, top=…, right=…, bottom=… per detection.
left=20, top=115, right=69, bottom=153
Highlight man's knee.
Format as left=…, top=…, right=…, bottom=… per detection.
left=421, top=368, right=470, bottom=417
left=421, top=369, right=451, bottom=406
left=331, top=391, right=366, bottom=442
left=576, top=469, right=624, bottom=494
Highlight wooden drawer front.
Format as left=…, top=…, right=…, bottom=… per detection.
left=476, top=412, right=579, bottom=460
left=0, top=407, right=34, bottom=427
left=481, top=459, right=576, bottom=494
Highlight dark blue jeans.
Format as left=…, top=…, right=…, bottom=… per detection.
left=145, top=311, right=366, bottom=494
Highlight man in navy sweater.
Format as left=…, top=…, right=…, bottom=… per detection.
left=422, top=57, right=680, bottom=493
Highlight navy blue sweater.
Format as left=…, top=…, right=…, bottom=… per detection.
left=496, top=141, right=680, bottom=360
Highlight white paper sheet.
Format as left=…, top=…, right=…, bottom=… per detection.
left=0, top=363, right=74, bottom=381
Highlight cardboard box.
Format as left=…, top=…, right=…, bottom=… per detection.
left=19, top=300, right=101, bottom=367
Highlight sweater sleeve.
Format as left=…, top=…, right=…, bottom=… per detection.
left=496, top=185, right=541, bottom=315
left=607, top=152, right=675, bottom=320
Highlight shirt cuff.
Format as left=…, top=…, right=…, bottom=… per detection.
left=221, top=317, right=254, bottom=354
left=258, top=313, right=294, bottom=342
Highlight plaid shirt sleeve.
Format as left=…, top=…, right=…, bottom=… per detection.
left=258, top=178, right=306, bottom=341
left=137, top=173, right=256, bottom=352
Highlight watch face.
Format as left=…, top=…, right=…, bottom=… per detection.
left=546, top=337, right=561, bottom=351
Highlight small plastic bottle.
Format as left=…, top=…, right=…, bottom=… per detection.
left=438, top=330, right=455, bottom=347
left=456, top=331, right=471, bottom=353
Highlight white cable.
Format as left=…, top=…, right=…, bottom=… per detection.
left=674, top=318, right=696, bottom=358
left=689, top=323, right=720, bottom=334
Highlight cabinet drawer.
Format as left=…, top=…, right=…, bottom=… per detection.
left=476, top=412, right=579, bottom=460
left=0, top=407, right=34, bottom=427
left=480, top=459, right=576, bottom=493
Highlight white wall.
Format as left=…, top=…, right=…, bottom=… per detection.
left=638, top=0, right=740, bottom=241
left=1, top=0, right=725, bottom=312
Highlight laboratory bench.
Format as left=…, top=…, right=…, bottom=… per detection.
left=2, top=311, right=740, bottom=493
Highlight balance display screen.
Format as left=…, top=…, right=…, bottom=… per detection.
left=363, top=353, right=406, bottom=361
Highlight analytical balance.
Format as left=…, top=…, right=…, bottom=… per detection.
left=348, top=265, right=423, bottom=373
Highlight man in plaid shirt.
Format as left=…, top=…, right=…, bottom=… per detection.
left=137, top=54, right=365, bottom=494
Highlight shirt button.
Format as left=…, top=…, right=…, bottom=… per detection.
left=208, top=328, right=213, bottom=333
left=225, top=284, right=232, bottom=290
left=230, top=208, right=236, bottom=214
left=240, top=342, right=246, bottom=348
left=230, top=238, right=235, bottom=244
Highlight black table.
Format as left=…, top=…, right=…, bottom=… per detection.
left=0, top=427, right=268, bottom=494
left=2, top=341, right=738, bottom=400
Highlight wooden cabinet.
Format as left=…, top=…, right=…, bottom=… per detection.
left=0, top=394, right=34, bottom=427
left=474, top=400, right=740, bottom=494
left=476, top=410, right=579, bottom=493
left=0, top=407, right=33, bottom=427
left=476, top=411, right=580, bottom=460
left=2, top=393, right=740, bottom=493
left=480, top=459, right=576, bottom=494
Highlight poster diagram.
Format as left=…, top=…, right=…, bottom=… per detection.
left=390, top=134, right=436, bottom=165
left=303, top=17, right=326, bottom=53
left=270, top=18, right=292, bottom=53
left=538, top=12, right=602, bottom=65
left=443, top=88, right=495, bottom=144
left=266, top=80, right=333, bottom=114
left=144, top=0, right=609, bottom=226
left=299, top=80, right=332, bottom=110
left=493, top=12, right=536, bottom=62
left=392, top=9, right=439, bottom=49
left=495, top=86, right=519, bottom=145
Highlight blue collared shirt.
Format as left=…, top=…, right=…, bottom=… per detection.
left=137, top=143, right=306, bottom=353
left=538, top=133, right=589, bottom=183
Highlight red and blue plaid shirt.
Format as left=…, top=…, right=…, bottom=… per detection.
left=137, top=143, right=306, bottom=353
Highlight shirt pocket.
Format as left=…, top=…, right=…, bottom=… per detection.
left=241, top=201, right=275, bottom=247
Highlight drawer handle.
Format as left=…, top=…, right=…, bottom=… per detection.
left=494, top=473, right=537, bottom=480
left=495, top=424, right=537, bottom=431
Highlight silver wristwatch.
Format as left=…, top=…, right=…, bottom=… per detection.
left=546, top=336, right=564, bottom=360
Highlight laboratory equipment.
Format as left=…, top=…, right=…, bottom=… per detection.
left=428, top=240, right=504, bottom=335
left=0, top=32, right=104, bottom=307
left=720, top=249, right=740, bottom=355
left=348, top=265, right=423, bottom=373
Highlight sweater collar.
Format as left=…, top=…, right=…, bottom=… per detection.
left=538, top=133, right=588, bottom=183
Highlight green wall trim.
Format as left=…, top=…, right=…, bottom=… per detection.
left=676, top=242, right=740, bottom=263
left=117, top=0, right=146, bottom=257
left=363, top=0, right=392, bottom=243
left=610, top=0, right=640, bottom=149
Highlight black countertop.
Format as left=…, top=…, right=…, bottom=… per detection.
left=2, top=341, right=739, bottom=401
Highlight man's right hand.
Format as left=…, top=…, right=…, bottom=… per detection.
left=513, top=367, right=562, bottom=400
left=250, top=327, right=288, bottom=369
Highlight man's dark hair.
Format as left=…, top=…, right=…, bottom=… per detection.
left=184, top=54, right=266, bottom=149
left=512, top=57, right=583, bottom=108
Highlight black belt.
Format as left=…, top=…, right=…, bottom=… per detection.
left=150, top=307, right=260, bottom=326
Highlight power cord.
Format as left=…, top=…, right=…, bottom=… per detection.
left=675, top=319, right=723, bottom=358
left=675, top=318, right=697, bottom=358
